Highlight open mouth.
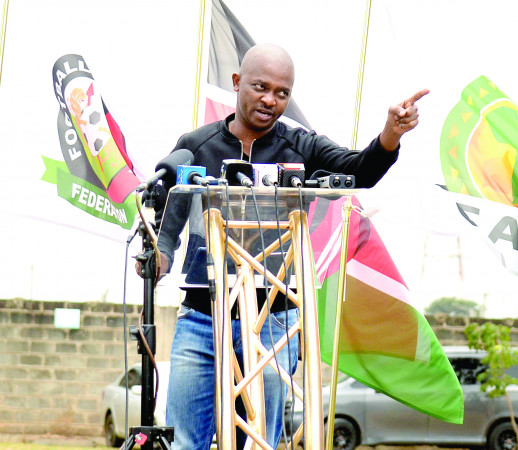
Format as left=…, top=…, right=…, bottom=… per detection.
left=255, top=109, right=274, bottom=121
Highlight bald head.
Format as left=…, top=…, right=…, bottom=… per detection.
left=240, top=44, right=295, bottom=86
left=230, top=43, right=295, bottom=140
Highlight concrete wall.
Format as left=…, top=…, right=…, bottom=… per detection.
left=1, top=297, right=518, bottom=438
left=0, top=299, right=176, bottom=437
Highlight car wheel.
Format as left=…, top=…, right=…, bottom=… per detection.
left=488, top=421, right=517, bottom=450
left=326, top=417, right=358, bottom=450
left=104, top=411, right=123, bottom=448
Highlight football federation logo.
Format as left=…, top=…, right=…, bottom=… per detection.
left=440, top=75, right=518, bottom=207
left=43, top=54, right=139, bottom=229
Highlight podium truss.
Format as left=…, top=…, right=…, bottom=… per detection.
left=169, top=185, right=357, bottom=450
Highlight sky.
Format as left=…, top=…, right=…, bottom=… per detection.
left=0, top=0, right=517, bottom=318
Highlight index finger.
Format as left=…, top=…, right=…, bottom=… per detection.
left=406, top=88, right=430, bottom=106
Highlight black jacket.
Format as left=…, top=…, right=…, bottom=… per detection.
left=156, top=114, right=399, bottom=315
left=172, top=114, right=398, bottom=186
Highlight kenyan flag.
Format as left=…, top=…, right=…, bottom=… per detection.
left=310, top=196, right=464, bottom=424
left=204, top=0, right=463, bottom=424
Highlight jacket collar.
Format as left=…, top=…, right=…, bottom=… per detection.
left=221, top=113, right=280, bottom=144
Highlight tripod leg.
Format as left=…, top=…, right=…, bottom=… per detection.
left=121, top=434, right=135, bottom=449
left=157, top=435, right=172, bottom=450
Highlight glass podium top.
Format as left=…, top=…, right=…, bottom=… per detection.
left=169, top=184, right=361, bottom=198
left=162, top=185, right=361, bottom=288
left=167, top=184, right=361, bottom=221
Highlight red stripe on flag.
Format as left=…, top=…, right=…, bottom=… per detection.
left=106, top=166, right=141, bottom=204
left=205, top=98, right=235, bottom=125
left=353, top=214, right=408, bottom=286
left=105, top=111, right=133, bottom=171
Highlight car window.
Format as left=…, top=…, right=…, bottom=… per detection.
left=449, top=357, right=486, bottom=385
left=506, top=365, right=518, bottom=378
left=119, top=368, right=142, bottom=389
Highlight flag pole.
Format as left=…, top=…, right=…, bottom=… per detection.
left=325, top=197, right=353, bottom=450
left=170, top=0, right=210, bottom=309
left=350, top=0, right=372, bottom=150
left=326, top=2, right=372, bottom=448
left=0, top=0, right=10, bottom=90
left=192, top=0, right=208, bottom=131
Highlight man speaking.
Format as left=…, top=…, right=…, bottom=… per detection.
left=153, top=43, right=428, bottom=449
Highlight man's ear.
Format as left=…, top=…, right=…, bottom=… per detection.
left=232, top=73, right=240, bottom=92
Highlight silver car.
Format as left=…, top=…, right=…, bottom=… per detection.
left=101, top=361, right=170, bottom=447
left=284, top=346, right=518, bottom=450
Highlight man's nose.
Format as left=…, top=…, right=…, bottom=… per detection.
left=261, top=91, right=275, bottom=106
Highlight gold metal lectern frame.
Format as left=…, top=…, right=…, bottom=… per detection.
left=169, top=185, right=357, bottom=450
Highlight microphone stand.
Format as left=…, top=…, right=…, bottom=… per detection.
left=124, top=187, right=174, bottom=450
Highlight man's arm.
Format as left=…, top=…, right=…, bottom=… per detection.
left=379, top=88, right=430, bottom=151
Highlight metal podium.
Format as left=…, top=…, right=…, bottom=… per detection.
left=167, top=185, right=359, bottom=450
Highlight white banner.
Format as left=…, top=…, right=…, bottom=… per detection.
left=0, top=0, right=517, bottom=315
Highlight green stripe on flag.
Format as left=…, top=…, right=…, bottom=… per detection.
left=318, top=273, right=464, bottom=424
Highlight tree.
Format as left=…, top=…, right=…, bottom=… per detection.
left=465, top=321, right=518, bottom=448
left=426, top=297, right=481, bottom=316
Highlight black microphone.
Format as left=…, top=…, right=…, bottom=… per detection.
left=317, top=174, right=356, bottom=189
left=236, top=172, right=253, bottom=188
left=188, top=172, right=217, bottom=186
left=155, top=148, right=195, bottom=186
left=137, top=148, right=194, bottom=192
left=220, top=159, right=254, bottom=187
left=277, top=163, right=305, bottom=187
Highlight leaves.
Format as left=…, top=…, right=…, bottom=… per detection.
left=465, top=322, right=518, bottom=398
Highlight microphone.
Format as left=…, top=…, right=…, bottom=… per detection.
left=277, top=163, right=305, bottom=187
left=308, top=170, right=355, bottom=189
left=177, top=165, right=212, bottom=186
left=220, top=159, right=254, bottom=187
left=137, top=148, right=194, bottom=191
left=317, top=174, right=356, bottom=189
left=252, top=163, right=279, bottom=187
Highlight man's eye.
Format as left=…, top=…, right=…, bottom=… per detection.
left=278, top=91, right=289, bottom=99
left=253, top=84, right=265, bottom=91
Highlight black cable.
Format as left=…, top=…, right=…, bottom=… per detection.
left=123, top=228, right=138, bottom=449
left=220, top=182, right=231, bottom=444
left=298, top=185, right=308, bottom=445
left=249, top=186, right=287, bottom=446
left=274, top=185, right=295, bottom=448
left=206, top=184, right=216, bottom=303
left=204, top=182, right=224, bottom=446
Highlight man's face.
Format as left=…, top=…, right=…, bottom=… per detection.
left=233, top=58, right=293, bottom=134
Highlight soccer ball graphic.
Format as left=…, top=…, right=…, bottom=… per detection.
left=83, top=107, right=108, bottom=157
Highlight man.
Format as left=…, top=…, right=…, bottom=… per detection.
left=155, top=43, right=428, bottom=449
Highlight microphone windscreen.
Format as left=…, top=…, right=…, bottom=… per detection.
left=155, top=149, right=194, bottom=186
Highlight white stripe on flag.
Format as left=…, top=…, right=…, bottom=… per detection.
left=346, top=259, right=412, bottom=306
left=315, top=223, right=342, bottom=281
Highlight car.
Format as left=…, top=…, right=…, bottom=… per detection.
left=284, top=346, right=518, bottom=450
left=102, top=361, right=170, bottom=447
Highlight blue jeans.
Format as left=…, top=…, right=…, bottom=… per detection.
left=166, top=306, right=299, bottom=449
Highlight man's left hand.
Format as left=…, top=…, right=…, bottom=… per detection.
left=380, top=88, right=430, bottom=151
